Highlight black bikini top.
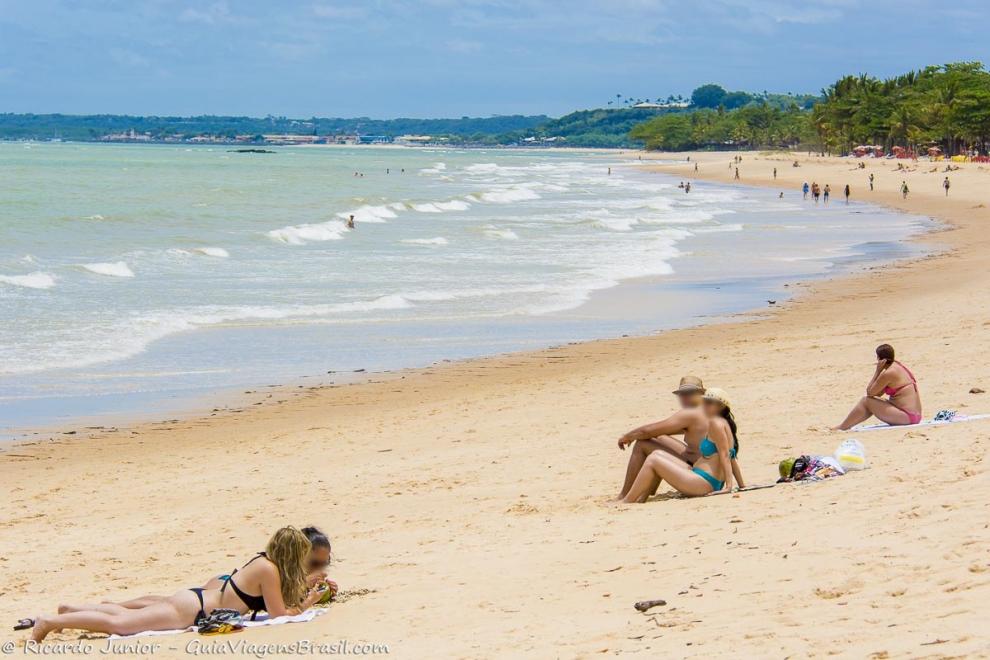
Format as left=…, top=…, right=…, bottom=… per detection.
left=220, top=553, right=268, bottom=614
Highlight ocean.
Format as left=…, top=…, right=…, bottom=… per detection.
left=0, top=143, right=931, bottom=434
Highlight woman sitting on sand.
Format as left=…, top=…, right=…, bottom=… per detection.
left=622, top=388, right=742, bottom=503
left=834, top=344, right=922, bottom=430
left=21, top=527, right=324, bottom=642
left=616, top=376, right=710, bottom=501
left=110, top=526, right=336, bottom=611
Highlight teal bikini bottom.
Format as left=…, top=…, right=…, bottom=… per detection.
left=692, top=467, right=724, bottom=492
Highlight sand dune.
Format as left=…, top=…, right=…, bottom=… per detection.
left=1, top=150, right=989, bottom=657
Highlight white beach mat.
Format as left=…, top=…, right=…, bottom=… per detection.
left=851, top=413, right=990, bottom=432
left=108, top=608, right=326, bottom=640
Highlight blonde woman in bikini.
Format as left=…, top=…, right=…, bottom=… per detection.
left=834, top=344, right=922, bottom=430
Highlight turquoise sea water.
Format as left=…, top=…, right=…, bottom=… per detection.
left=0, top=143, right=931, bottom=433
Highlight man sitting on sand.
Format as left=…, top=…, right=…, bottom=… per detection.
left=615, top=376, right=709, bottom=500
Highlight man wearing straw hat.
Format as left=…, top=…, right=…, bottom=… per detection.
left=615, top=376, right=709, bottom=500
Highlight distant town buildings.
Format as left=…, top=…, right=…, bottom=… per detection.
left=96, top=130, right=562, bottom=147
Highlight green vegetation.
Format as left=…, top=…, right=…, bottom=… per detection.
left=630, top=63, right=990, bottom=154
left=811, top=62, right=990, bottom=154
left=501, top=107, right=671, bottom=148
left=629, top=103, right=814, bottom=151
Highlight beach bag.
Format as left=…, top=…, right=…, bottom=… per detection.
left=834, top=438, right=867, bottom=471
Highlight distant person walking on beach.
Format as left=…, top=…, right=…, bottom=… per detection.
left=347, top=215, right=355, bottom=229
left=844, top=184, right=851, bottom=203
left=803, top=182, right=810, bottom=199
left=869, top=173, right=874, bottom=191
left=834, top=344, right=922, bottom=430
left=901, top=181, right=909, bottom=199
left=943, top=177, right=951, bottom=196
left=773, top=167, right=777, bottom=180
left=685, top=182, right=691, bottom=193
left=734, top=167, right=740, bottom=180
left=823, top=184, right=831, bottom=204
left=694, top=162, right=698, bottom=172
left=811, top=182, right=820, bottom=203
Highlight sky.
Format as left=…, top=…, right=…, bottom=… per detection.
left=0, top=0, right=987, bottom=118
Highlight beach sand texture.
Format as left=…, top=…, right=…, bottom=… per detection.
left=1, top=151, right=989, bottom=658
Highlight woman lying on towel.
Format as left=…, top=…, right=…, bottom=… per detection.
left=110, top=525, right=336, bottom=610
left=622, top=388, right=743, bottom=503
left=20, top=527, right=324, bottom=642
left=833, top=343, right=922, bottom=430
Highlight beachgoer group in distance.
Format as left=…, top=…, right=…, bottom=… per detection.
left=20, top=526, right=337, bottom=642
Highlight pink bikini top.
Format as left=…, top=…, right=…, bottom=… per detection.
left=883, top=361, right=917, bottom=396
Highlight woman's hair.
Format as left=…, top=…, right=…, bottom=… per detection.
left=876, top=344, right=895, bottom=362
left=720, top=407, right=739, bottom=457
left=265, top=527, right=312, bottom=607
left=301, top=526, right=332, bottom=552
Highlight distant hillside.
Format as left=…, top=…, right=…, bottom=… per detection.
left=0, top=113, right=549, bottom=142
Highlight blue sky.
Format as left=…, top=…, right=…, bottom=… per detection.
left=0, top=0, right=986, bottom=118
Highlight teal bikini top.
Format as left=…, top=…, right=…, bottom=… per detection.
left=700, top=437, right=737, bottom=459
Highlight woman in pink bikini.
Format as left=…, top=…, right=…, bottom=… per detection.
left=834, top=344, right=922, bottom=430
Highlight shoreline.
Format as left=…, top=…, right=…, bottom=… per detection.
left=0, top=169, right=932, bottom=441
left=2, top=150, right=989, bottom=657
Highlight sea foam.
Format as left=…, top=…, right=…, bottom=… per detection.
left=0, top=271, right=57, bottom=290
left=402, top=237, right=449, bottom=246
left=82, top=261, right=135, bottom=278
left=267, top=220, right=348, bottom=245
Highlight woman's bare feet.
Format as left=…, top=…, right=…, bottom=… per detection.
left=31, top=616, right=55, bottom=643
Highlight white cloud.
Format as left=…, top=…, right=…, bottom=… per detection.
left=178, top=2, right=232, bottom=25
left=312, top=3, right=366, bottom=19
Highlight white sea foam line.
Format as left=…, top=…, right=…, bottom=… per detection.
left=0, top=294, right=417, bottom=375
left=81, top=261, right=134, bottom=278
left=0, top=271, right=57, bottom=289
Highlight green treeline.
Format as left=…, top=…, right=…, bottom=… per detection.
left=630, top=63, right=990, bottom=153
left=811, top=62, right=990, bottom=154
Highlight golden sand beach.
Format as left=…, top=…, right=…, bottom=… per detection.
left=2, top=150, right=989, bottom=658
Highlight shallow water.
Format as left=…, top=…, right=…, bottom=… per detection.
left=0, top=143, right=931, bottom=433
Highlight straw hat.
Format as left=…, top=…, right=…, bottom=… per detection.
left=702, top=387, right=732, bottom=410
left=672, top=375, right=705, bottom=395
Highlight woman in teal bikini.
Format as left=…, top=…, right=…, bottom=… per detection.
left=833, top=344, right=922, bottom=430
left=622, top=388, right=742, bottom=503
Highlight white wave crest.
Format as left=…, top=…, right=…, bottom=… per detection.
left=336, top=204, right=398, bottom=223
left=402, top=237, right=449, bottom=246
left=82, top=261, right=134, bottom=278
left=483, top=227, right=519, bottom=240
left=194, top=247, right=230, bottom=258
left=475, top=188, right=541, bottom=204
left=0, top=271, right=57, bottom=289
left=411, top=200, right=471, bottom=213
left=267, top=220, right=347, bottom=245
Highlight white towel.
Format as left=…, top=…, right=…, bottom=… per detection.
left=851, top=413, right=990, bottom=432
left=108, top=608, right=326, bottom=640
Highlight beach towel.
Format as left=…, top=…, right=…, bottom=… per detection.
left=107, top=608, right=327, bottom=640
left=851, top=411, right=990, bottom=432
